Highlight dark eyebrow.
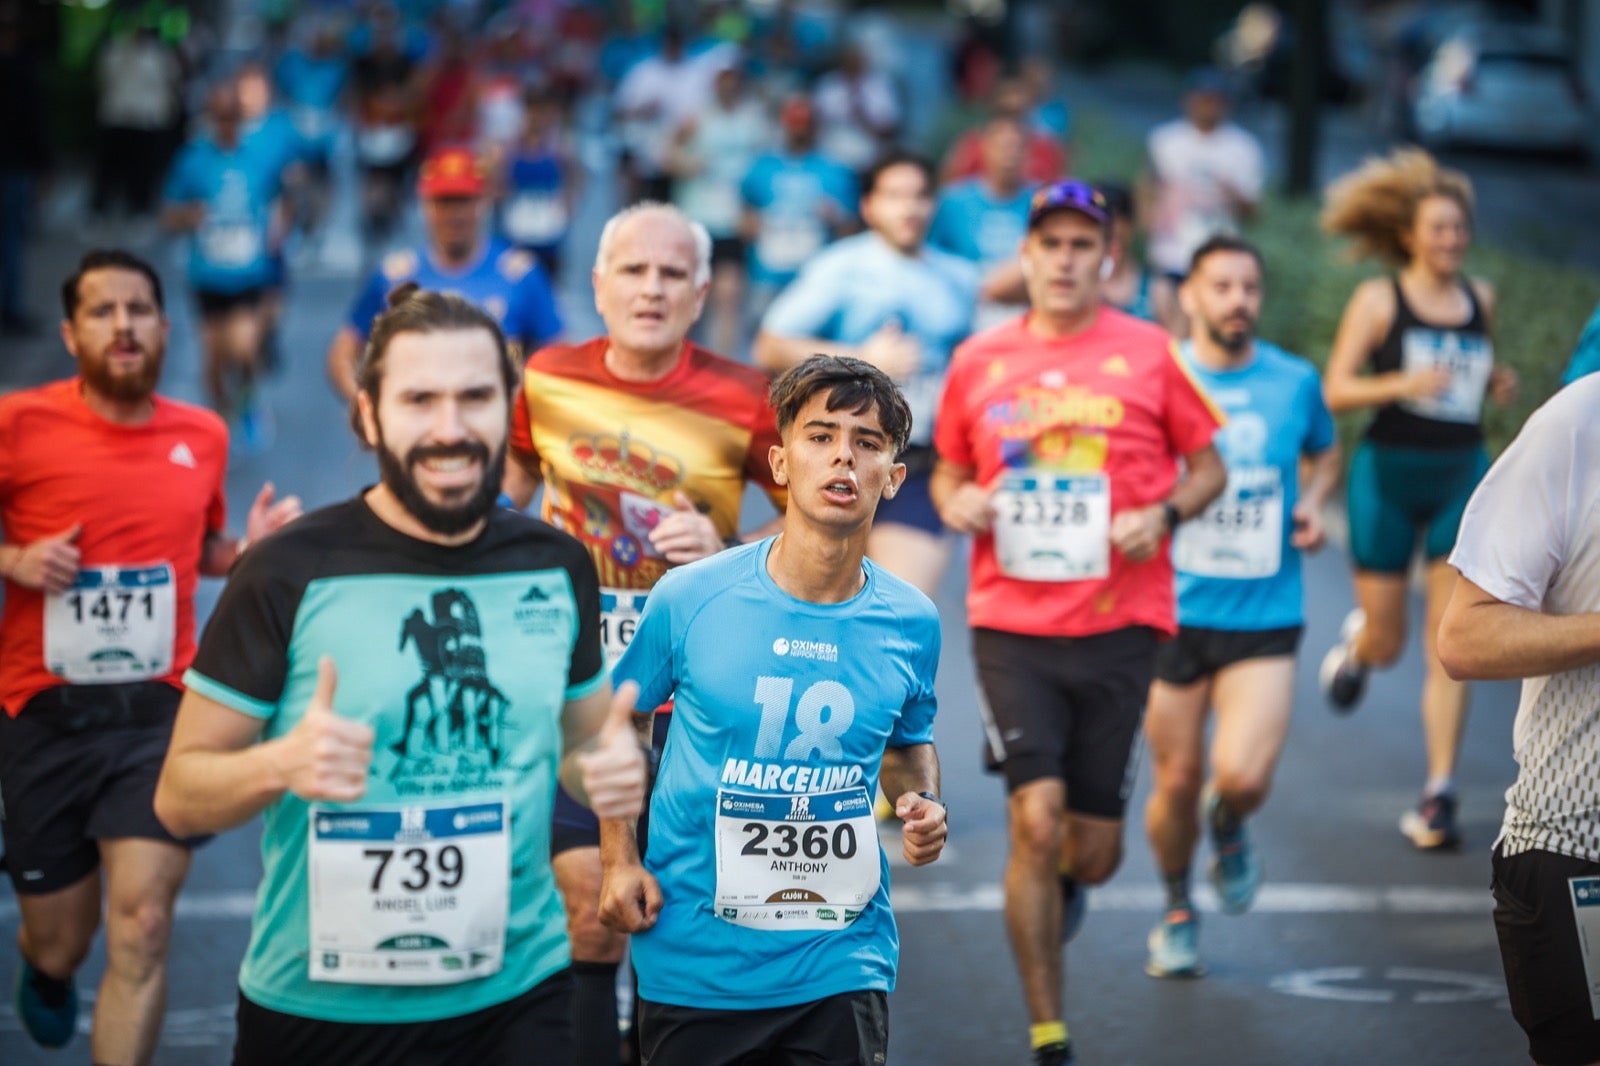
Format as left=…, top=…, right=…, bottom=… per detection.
left=802, top=418, right=886, bottom=442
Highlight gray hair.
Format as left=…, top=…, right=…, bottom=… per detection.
left=593, top=201, right=713, bottom=288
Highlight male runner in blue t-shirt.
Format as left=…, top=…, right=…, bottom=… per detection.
left=755, top=150, right=978, bottom=600
left=161, top=78, right=286, bottom=439
left=601, top=355, right=948, bottom=1065
left=1142, top=236, right=1340, bottom=979
left=326, top=147, right=563, bottom=402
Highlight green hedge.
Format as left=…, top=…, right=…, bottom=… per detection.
left=1069, top=105, right=1600, bottom=455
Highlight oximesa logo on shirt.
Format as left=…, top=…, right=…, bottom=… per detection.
left=771, top=637, right=839, bottom=662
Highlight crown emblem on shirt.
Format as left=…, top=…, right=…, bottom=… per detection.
left=569, top=430, right=684, bottom=495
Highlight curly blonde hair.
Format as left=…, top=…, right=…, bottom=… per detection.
left=1319, top=148, right=1474, bottom=265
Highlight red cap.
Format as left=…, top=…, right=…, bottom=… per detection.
left=418, top=147, right=486, bottom=198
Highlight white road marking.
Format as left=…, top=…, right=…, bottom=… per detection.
left=889, top=881, right=1491, bottom=914
left=1269, top=966, right=1505, bottom=1005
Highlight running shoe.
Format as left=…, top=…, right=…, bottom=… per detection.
left=1206, top=790, right=1262, bottom=915
left=234, top=391, right=276, bottom=457
left=14, top=956, right=77, bottom=1049
left=1145, top=907, right=1204, bottom=978
left=1032, top=1041, right=1074, bottom=1065
left=1060, top=875, right=1087, bottom=944
left=1319, top=608, right=1369, bottom=713
left=1400, top=791, right=1462, bottom=851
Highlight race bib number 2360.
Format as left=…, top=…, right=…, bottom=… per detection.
left=714, top=787, right=880, bottom=932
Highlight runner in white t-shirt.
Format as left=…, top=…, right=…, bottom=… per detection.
left=1438, top=374, right=1600, bottom=1066
left=1141, top=69, right=1263, bottom=332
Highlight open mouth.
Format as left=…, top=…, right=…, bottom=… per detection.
left=411, top=446, right=486, bottom=491
left=822, top=475, right=859, bottom=504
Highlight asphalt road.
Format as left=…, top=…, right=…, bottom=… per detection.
left=0, top=47, right=1535, bottom=1066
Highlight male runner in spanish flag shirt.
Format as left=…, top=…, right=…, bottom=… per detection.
left=930, top=181, right=1225, bottom=1066
left=504, top=202, right=784, bottom=1064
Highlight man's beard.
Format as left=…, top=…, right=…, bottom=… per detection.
left=82, top=343, right=163, bottom=401
left=376, top=434, right=506, bottom=537
left=1206, top=314, right=1256, bottom=355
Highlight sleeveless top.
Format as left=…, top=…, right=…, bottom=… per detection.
left=1365, top=277, right=1493, bottom=450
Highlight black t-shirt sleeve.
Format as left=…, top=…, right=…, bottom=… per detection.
left=188, top=539, right=300, bottom=711
left=564, top=538, right=605, bottom=691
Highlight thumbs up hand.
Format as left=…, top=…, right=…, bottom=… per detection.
left=276, top=657, right=374, bottom=803
left=648, top=490, right=723, bottom=565
left=576, top=681, right=648, bottom=821
left=9, top=523, right=83, bottom=593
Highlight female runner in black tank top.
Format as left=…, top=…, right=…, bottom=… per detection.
left=1316, top=149, right=1517, bottom=852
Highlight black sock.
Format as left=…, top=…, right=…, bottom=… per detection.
left=1164, top=870, right=1192, bottom=912
left=1211, top=797, right=1243, bottom=838
left=25, top=963, right=72, bottom=1009
left=571, top=960, right=620, bottom=1066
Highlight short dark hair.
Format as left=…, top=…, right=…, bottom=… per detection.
left=351, top=283, right=517, bottom=444
left=768, top=355, right=913, bottom=458
left=860, top=148, right=934, bottom=200
left=61, top=250, right=165, bottom=318
left=1095, top=180, right=1134, bottom=223
left=1187, top=234, right=1264, bottom=277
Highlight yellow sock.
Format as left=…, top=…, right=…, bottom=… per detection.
left=1031, top=1021, right=1068, bottom=1049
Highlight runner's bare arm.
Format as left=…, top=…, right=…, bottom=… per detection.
left=0, top=524, right=82, bottom=593
left=1323, top=279, right=1447, bottom=412
left=199, top=482, right=304, bottom=576
left=325, top=324, right=365, bottom=403
left=1438, top=576, right=1600, bottom=681
left=753, top=330, right=861, bottom=374
left=1290, top=444, right=1342, bottom=552
left=597, top=815, right=660, bottom=933
left=930, top=459, right=993, bottom=535
left=981, top=260, right=1027, bottom=304
left=880, top=743, right=946, bottom=867
left=155, top=658, right=374, bottom=836
left=502, top=448, right=543, bottom=510
left=161, top=201, right=204, bottom=234
left=1110, top=443, right=1226, bottom=562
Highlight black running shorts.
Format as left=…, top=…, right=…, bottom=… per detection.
left=195, top=287, right=266, bottom=318
left=973, top=626, right=1157, bottom=818
left=639, top=989, right=887, bottom=1066
left=233, top=968, right=572, bottom=1066
left=1492, top=845, right=1600, bottom=1066
left=1153, top=625, right=1303, bottom=687
left=0, top=680, right=198, bottom=894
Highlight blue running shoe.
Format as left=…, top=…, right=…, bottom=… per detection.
left=1145, top=907, right=1204, bottom=978
left=1059, top=875, right=1087, bottom=944
left=1206, top=790, right=1262, bottom=915
left=14, top=956, right=77, bottom=1049
left=235, top=392, right=276, bottom=457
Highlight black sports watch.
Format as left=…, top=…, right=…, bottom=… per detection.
left=916, top=791, right=947, bottom=813
left=1160, top=501, right=1182, bottom=533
